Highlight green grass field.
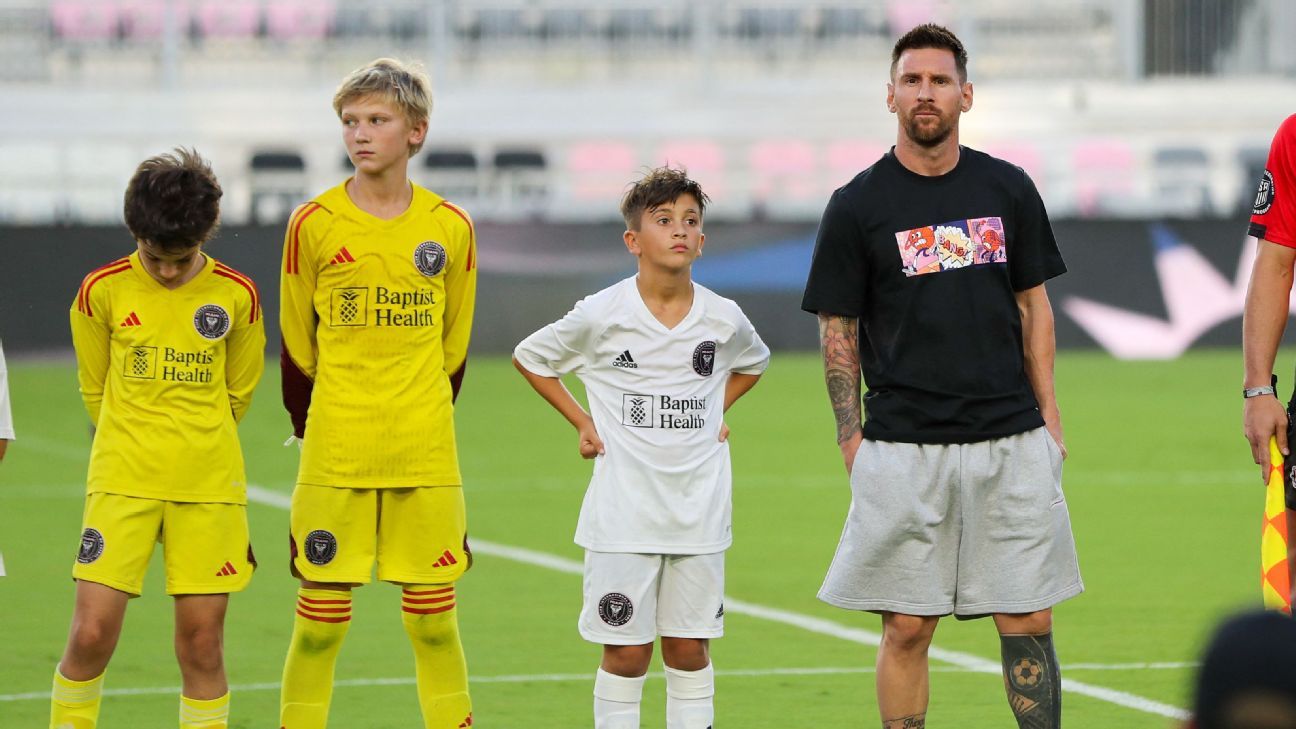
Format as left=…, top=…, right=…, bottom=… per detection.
left=0, top=349, right=1270, bottom=727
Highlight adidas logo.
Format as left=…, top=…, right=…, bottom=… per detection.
left=329, top=247, right=356, bottom=265
left=120, top=311, right=141, bottom=327
left=215, top=561, right=238, bottom=577
left=432, top=549, right=458, bottom=568
left=612, top=350, right=638, bottom=369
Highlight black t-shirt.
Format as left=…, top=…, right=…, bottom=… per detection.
left=801, top=146, right=1065, bottom=444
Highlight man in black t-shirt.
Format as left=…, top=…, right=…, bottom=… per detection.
left=802, top=24, right=1081, bottom=729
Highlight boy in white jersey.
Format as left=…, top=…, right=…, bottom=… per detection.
left=514, top=167, right=769, bottom=728
left=53, top=148, right=265, bottom=729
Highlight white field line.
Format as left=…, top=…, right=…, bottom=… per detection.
left=257, top=486, right=1192, bottom=720
left=0, top=479, right=1191, bottom=719
left=0, top=663, right=1198, bottom=703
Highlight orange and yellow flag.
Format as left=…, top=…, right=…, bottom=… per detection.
left=1262, top=437, right=1291, bottom=613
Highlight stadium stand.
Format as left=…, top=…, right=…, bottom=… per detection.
left=3, top=0, right=1294, bottom=223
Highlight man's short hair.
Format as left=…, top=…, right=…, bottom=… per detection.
left=333, top=58, right=433, bottom=155
left=1193, top=610, right=1296, bottom=729
left=620, top=166, right=710, bottom=231
left=123, top=148, right=222, bottom=251
left=891, top=23, right=969, bottom=82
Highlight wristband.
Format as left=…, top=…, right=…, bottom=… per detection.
left=1245, top=374, right=1279, bottom=399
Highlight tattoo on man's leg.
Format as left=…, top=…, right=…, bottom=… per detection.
left=1000, top=632, right=1061, bottom=729
left=882, top=713, right=926, bottom=729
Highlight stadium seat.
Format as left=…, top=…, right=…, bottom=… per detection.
left=249, top=150, right=306, bottom=225
left=50, top=0, right=119, bottom=42
left=749, top=139, right=818, bottom=209
left=1072, top=138, right=1138, bottom=216
left=982, top=142, right=1047, bottom=193
left=118, top=0, right=186, bottom=41
left=825, top=140, right=886, bottom=187
left=422, top=148, right=481, bottom=204
left=266, top=0, right=335, bottom=41
left=1152, top=146, right=1212, bottom=217
left=567, top=141, right=638, bottom=201
left=196, top=0, right=260, bottom=40
left=493, top=149, right=548, bottom=217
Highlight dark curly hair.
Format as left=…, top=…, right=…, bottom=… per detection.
left=123, top=148, right=222, bottom=251
left=892, top=23, right=968, bottom=82
left=620, top=166, right=709, bottom=231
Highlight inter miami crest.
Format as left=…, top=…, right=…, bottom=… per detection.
left=692, top=341, right=717, bottom=377
left=78, top=528, right=105, bottom=564
left=304, top=529, right=338, bottom=565
left=598, top=592, right=634, bottom=626
left=193, top=304, right=231, bottom=340
left=414, top=241, right=447, bottom=276
left=1255, top=170, right=1276, bottom=215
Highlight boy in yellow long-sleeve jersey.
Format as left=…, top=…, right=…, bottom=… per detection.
left=278, top=58, right=477, bottom=729
left=52, top=148, right=266, bottom=729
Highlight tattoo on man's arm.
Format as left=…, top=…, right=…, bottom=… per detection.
left=818, top=314, right=862, bottom=444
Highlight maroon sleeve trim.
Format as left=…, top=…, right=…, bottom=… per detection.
left=280, top=342, right=314, bottom=438
left=448, top=360, right=467, bottom=403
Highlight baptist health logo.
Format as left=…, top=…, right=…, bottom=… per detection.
left=623, top=394, right=653, bottom=428
left=124, top=346, right=157, bottom=379
left=1062, top=224, right=1259, bottom=359
left=621, top=393, right=706, bottom=429
left=330, top=287, right=368, bottom=326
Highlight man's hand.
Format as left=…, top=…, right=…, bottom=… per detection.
left=1043, top=415, right=1067, bottom=461
left=578, top=421, right=605, bottom=460
left=1245, top=395, right=1289, bottom=483
left=839, top=431, right=863, bottom=475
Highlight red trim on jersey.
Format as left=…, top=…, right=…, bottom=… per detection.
left=441, top=202, right=476, bottom=272
left=286, top=202, right=322, bottom=275
left=77, top=260, right=132, bottom=317
left=281, top=342, right=315, bottom=438
left=213, top=264, right=261, bottom=323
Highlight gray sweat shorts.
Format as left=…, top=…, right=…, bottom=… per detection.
left=818, top=427, right=1083, bottom=617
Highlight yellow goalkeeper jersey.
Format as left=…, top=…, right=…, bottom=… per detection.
left=280, top=181, right=477, bottom=488
left=69, top=252, right=266, bottom=504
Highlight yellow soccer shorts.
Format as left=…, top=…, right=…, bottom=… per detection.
left=290, top=484, right=470, bottom=585
left=72, top=492, right=255, bottom=596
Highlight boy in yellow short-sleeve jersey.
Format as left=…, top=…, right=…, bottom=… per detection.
left=51, top=148, right=265, bottom=729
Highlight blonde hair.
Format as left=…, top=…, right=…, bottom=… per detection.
left=332, top=58, right=433, bottom=155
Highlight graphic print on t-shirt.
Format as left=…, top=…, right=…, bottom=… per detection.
left=896, top=216, right=1007, bottom=277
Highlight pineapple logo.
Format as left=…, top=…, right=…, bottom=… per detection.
left=123, top=346, right=157, bottom=379
left=330, top=287, right=369, bottom=327
left=621, top=393, right=655, bottom=428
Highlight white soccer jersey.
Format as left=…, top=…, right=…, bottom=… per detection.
left=515, top=277, right=770, bottom=554
left=0, top=340, right=13, bottom=441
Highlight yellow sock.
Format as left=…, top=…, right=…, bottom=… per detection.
left=280, top=588, right=352, bottom=729
left=50, top=668, right=105, bottom=729
left=401, top=585, right=472, bottom=729
left=180, top=692, right=229, bottom=728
